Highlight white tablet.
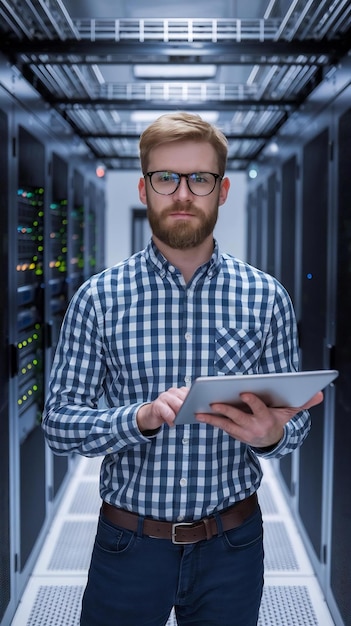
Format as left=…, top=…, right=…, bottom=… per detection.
left=174, top=370, right=338, bottom=425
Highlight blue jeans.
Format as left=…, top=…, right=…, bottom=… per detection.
left=80, top=505, right=264, bottom=626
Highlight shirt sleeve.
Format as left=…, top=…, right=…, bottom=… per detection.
left=251, top=277, right=311, bottom=458
left=42, top=280, right=152, bottom=457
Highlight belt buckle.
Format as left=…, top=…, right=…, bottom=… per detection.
left=172, top=522, right=196, bottom=545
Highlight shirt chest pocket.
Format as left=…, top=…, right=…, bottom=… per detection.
left=214, top=327, right=264, bottom=375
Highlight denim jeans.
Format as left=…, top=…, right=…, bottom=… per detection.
left=80, top=505, right=264, bottom=626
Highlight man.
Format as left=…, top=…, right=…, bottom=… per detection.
left=42, top=112, right=322, bottom=626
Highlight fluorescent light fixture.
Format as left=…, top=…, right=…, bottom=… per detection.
left=197, top=111, right=219, bottom=123
left=92, top=64, right=105, bottom=85
left=130, top=111, right=219, bottom=124
left=133, top=64, right=217, bottom=79
left=130, top=111, right=167, bottom=123
left=111, top=111, right=121, bottom=123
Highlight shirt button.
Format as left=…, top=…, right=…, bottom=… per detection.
left=184, top=376, right=192, bottom=385
left=107, top=448, right=113, bottom=453
left=185, top=332, right=191, bottom=341
left=177, top=515, right=185, bottom=522
left=180, top=478, right=187, bottom=487
left=182, top=438, right=189, bottom=445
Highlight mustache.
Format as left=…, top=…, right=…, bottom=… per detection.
left=162, top=203, right=202, bottom=216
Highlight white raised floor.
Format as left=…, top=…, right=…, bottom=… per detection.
left=10, top=457, right=335, bottom=625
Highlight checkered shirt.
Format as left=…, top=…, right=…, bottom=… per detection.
left=42, top=239, right=310, bottom=521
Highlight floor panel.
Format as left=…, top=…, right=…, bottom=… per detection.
left=10, top=457, right=334, bottom=625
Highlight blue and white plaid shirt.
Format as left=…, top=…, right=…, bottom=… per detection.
left=42, top=239, right=310, bottom=522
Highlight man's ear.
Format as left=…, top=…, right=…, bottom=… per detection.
left=218, top=176, right=230, bottom=206
left=138, top=177, right=147, bottom=205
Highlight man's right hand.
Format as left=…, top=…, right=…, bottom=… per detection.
left=137, top=387, right=189, bottom=432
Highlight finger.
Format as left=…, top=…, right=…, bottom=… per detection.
left=204, top=393, right=266, bottom=425
left=165, top=386, right=190, bottom=402
left=158, top=401, right=180, bottom=427
left=240, top=390, right=324, bottom=414
left=196, top=410, right=243, bottom=435
left=195, top=400, right=253, bottom=431
left=177, top=386, right=190, bottom=401
left=158, top=388, right=190, bottom=427
left=299, top=390, right=324, bottom=410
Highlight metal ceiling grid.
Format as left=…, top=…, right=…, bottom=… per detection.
left=0, top=0, right=351, bottom=171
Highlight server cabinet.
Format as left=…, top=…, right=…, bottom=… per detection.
left=132, top=208, right=150, bottom=254
left=0, top=65, right=106, bottom=623
left=245, top=79, right=351, bottom=626
left=277, top=155, right=298, bottom=496
left=69, top=170, right=85, bottom=295
left=280, top=156, right=297, bottom=304
left=0, top=108, right=11, bottom=623
left=266, top=173, right=277, bottom=277
left=246, top=190, right=257, bottom=266
left=49, top=153, right=70, bottom=498
left=49, top=153, right=68, bottom=349
left=95, top=187, right=106, bottom=273
left=256, top=184, right=264, bottom=270
left=15, top=126, right=47, bottom=570
left=87, top=181, right=98, bottom=277
left=297, top=129, right=329, bottom=562
left=330, top=107, right=351, bottom=626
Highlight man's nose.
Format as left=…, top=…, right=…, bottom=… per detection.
left=173, top=176, right=193, bottom=199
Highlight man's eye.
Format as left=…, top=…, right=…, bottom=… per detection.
left=159, top=172, right=176, bottom=182
left=191, top=173, right=206, bottom=183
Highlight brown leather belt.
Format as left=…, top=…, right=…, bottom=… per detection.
left=101, top=493, right=258, bottom=545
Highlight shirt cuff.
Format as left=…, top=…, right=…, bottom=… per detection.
left=109, top=404, right=158, bottom=452
left=250, top=426, right=288, bottom=458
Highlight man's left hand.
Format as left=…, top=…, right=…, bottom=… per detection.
left=195, top=391, right=323, bottom=448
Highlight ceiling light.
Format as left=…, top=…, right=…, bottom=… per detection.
left=133, top=65, right=217, bottom=79
left=268, top=141, right=279, bottom=154
left=130, top=111, right=167, bottom=123
left=248, top=166, right=258, bottom=179
left=111, top=111, right=121, bottom=123
left=130, top=111, right=219, bottom=124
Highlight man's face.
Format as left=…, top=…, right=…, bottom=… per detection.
left=138, top=141, right=229, bottom=250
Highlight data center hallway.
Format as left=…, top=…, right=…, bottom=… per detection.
left=10, top=457, right=334, bottom=626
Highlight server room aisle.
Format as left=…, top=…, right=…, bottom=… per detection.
left=11, top=457, right=334, bottom=626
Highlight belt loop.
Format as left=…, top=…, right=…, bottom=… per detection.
left=213, top=510, right=224, bottom=537
left=136, top=515, right=144, bottom=538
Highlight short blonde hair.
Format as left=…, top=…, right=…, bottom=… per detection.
left=139, top=111, right=228, bottom=176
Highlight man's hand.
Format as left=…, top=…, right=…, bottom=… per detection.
left=195, top=391, right=324, bottom=448
left=137, top=387, right=189, bottom=432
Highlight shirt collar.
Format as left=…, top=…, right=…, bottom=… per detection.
left=144, top=238, right=222, bottom=279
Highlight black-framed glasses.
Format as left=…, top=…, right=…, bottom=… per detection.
left=145, top=171, right=222, bottom=196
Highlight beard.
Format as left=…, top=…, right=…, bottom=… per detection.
left=147, top=200, right=219, bottom=250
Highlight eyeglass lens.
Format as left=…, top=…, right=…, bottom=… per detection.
left=149, top=171, right=218, bottom=196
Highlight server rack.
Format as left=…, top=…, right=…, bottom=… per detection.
left=329, top=105, right=351, bottom=626
left=49, top=153, right=70, bottom=498
left=0, top=107, right=11, bottom=625
left=49, top=153, right=69, bottom=350
left=246, top=74, right=351, bottom=626
left=266, top=172, right=278, bottom=279
left=70, top=170, right=85, bottom=296
left=298, top=128, right=330, bottom=562
left=0, top=70, right=105, bottom=623
left=275, top=155, right=298, bottom=497
left=87, top=181, right=98, bottom=277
